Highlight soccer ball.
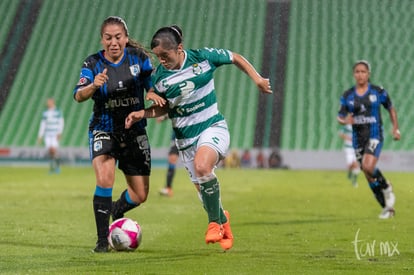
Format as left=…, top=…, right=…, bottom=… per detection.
left=108, top=218, right=142, bottom=251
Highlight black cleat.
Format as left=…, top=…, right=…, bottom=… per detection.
left=111, top=201, right=124, bottom=221
left=93, top=239, right=109, bottom=253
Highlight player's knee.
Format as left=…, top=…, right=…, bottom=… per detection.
left=361, top=163, right=375, bottom=177
left=131, top=191, right=148, bottom=204
left=194, top=162, right=213, bottom=177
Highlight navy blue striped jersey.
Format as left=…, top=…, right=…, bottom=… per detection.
left=73, top=47, right=153, bottom=133
left=338, top=84, right=393, bottom=143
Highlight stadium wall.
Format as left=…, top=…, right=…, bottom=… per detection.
left=1, top=147, right=413, bottom=172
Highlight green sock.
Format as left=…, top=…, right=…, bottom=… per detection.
left=199, top=177, right=221, bottom=223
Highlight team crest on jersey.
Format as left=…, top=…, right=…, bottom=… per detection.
left=129, top=64, right=140, bottom=76
left=77, top=77, right=87, bottom=86
left=192, top=63, right=202, bottom=75
left=369, top=95, right=377, bottom=102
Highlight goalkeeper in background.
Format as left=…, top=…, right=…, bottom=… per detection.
left=37, top=98, right=64, bottom=173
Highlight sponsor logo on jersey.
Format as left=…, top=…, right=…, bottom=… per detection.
left=77, top=77, right=88, bottom=86
left=353, top=115, right=377, bottom=124
left=129, top=64, right=140, bottom=76
left=185, top=102, right=205, bottom=113
left=105, top=97, right=140, bottom=109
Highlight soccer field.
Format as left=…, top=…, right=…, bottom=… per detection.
left=0, top=167, right=413, bottom=274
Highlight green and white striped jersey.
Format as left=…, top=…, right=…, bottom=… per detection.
left=152, top=48, right=233, bottom=150
left=38, top=108, right=64, bottom=138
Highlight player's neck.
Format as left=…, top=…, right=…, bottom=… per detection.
left=355, top=83, right=369, bottom=95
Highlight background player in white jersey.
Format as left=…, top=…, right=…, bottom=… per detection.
left=338, top=124, right=359, bottom=187
left=125, top=25, right=272, bottom=250
left=37, top=98, right=64, bottom=173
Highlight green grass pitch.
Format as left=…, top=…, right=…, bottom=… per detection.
left=0, top=166, right=413, bottom=274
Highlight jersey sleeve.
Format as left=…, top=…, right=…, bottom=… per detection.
left=38, top=112, right=46, bottom=138
left=337, top=95, right=349, bottom=118
left=72, top=55, right=97, bottom=97
left=151, top=68, right=164, bottom=97
left=199, top=47, right=233, bottom=67
left=380, top=89, right=393, bottom=110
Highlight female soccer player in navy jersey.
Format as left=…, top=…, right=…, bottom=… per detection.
left=337, top=60, right=400, bottom=219
left=73, top=16, right=165, bottom=252
left=125, top=25, right=272, bottom=250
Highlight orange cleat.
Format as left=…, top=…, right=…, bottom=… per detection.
left=205, top=222, right=223, bottom=244
left=220, top=210, right=234, bottom=250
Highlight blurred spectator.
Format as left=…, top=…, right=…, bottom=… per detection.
left=240, top=149, right=252, bottom=167
left=224, top=149, right=241, bottom=168
left=268, top=148, right=289, bottom=169
left=256, top=150, right=265, bottom=168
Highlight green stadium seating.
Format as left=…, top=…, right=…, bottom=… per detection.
left=3, top=0, right=411, bottom=151
left=0, top=0, right=266, bottom=148
left=282, top=0, right=413, bottom=150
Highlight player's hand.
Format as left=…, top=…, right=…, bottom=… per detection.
left=93, top=68, right=109, bottom=88
left=257, top=77, right=273, bottom=94
left=146, top=91, right=166, bottom=107
left=392, top=128, right=401, bottom=141
left=125, top=110, right=144, bottom=129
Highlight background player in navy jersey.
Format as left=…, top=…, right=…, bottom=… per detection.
left=125, top=25, right=272, bottom=250
left=73, top=16, right=165, bottom=252
left=337, top=60, right=400, bottom=219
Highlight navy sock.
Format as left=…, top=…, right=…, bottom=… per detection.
left=369, top=181, right=385, bottom=208
left=373, top=168, right=389, bottom=189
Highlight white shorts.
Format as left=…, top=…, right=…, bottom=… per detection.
left=344, top=147, right=356, bottom=165
left=44, top=135, right=60, bottom=149
left=180, top=121, right=230, bottom=183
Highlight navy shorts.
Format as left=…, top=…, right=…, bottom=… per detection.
left=354, top=138, right=383, bottom=165
left=89, top=129, right=151, bottom=176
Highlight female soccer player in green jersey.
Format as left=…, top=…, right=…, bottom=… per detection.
left=125, top=25, right=272, bottom=250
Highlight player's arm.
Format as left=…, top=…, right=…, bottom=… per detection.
left=232, top=53, right=272, bottom=94
left=388, top=107, right=400, bottom=140
left=75, top=68, right=108, bottom=102
left=125, top=104, right=169, bottom=129
left=337, top=115, right=353, bottom=125
left=337, top=96, right=353, bottom=125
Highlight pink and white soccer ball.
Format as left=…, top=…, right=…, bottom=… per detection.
left=108, top=218, right=142, bottom=251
